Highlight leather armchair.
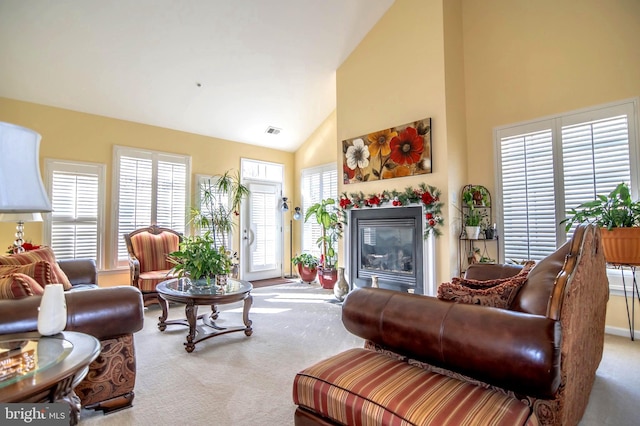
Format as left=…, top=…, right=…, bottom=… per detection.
left=124, top=224, right=182, bottom=306
left=294, top=224, right=609, bottom=426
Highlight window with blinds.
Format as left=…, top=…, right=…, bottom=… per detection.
left=44, top=160, right=105, bottom=268
left=496, top=99, right=638, bottom=262
left=301, top=164, right=338, bottom=257
left=113, top=146, right=190, bottom=267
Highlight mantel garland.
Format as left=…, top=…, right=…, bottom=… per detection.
left=338, top=183, right=444, bottom=238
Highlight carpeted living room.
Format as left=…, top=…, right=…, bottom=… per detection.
left=1, top=0, right=640, bottom=425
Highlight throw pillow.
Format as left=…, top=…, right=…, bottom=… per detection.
left=0, top=273, right=45, bottom=299
left=0, top=247, right=72, bottom=290
left=451, top=261, right=536, bottom=289
left=437, top=261, right=536, bottom=309
left=0, top=261, right=54, bottom=288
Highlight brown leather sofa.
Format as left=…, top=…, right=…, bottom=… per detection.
left=293, top=224, right=609, bottom=426
left=0, top=259, right=144, bottom=414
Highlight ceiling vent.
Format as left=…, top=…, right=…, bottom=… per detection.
left=265, top=126, right=282, bottom=135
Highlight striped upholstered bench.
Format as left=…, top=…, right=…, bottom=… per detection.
left=293, top=348, right=538, bottom=426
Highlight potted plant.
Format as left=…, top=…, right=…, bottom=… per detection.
left=464, top=208, right=483, bottom=240
left=292, top=253, right=319, bottom=284
left=561, top=182, right=640, bottom=264
left=190, top=169, right=250, bottom=249
left=168, top=232, right=233, bottom=286
left=304, top=198, right=343, bottom=289
left=463, top=185, right=490, bottom=207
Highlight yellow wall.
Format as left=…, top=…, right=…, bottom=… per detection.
left=335, top=0, right=459, bottom=285
left=461, top=0, right=640, bottom=332
left=292, top=110, right=338, bottom=257
left=0, top=97, right=294, bottom=285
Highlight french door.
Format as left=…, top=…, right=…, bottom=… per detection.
left=241, top=181, right=283, bottom=281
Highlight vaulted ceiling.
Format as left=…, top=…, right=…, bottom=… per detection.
left=0, top=0, right=395, bottom=152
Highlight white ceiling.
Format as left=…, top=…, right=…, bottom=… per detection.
left=0, top=0, right=394, bottom=152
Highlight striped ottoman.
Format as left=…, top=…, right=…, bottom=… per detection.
left=293, top=348, right=538, bottom=426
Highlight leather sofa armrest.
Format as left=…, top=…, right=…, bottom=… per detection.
left=0, top=286, right=144, bottom=340
left=58, top=258, right=98, bottom=285
left=342, top=287, right=561, bottom=398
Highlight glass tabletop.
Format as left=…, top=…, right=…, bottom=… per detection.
left=158, top=277, right=252, bottom=297
left=0, top=337, right=73, bottom=388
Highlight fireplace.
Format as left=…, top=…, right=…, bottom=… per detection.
left=348, top=206, right=434, bottom=295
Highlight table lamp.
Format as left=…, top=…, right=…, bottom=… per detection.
left=0, top=121, right=52, bottom=251
left=0, top=212, right=43, bottom=253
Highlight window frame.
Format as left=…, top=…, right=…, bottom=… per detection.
left=111, top=146, right=191, bottom=269
left=494, top=97, right=640, bottom=294
left=43, top=159, right=106, bottom=269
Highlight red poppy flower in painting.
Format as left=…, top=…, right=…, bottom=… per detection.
left=343, top=163, right=355, bottom=180
left=389, top=127, right=423, bottom=165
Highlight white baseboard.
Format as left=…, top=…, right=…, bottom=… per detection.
left=605, top=325, right=635, bottom=339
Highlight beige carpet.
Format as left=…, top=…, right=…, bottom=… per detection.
left=79, top=282, right=639, bottom=425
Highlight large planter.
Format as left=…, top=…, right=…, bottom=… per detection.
left=317, top=266, right=338, bottom=289
left=297, top=264, right=318, bottom=284
left=600, top=227, right=640, bottom=265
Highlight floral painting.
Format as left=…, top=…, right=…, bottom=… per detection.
left=342, top=118, right=432, bottom=184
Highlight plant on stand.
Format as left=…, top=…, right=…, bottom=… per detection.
left=189, top=169, right=250, bottom=278
left=291, top=253, right=319, bottom=284
left=304, top=198, right=343, bottom=289
left=190, top=169, right=250, bottom=249
left=560, top=182, right=640, bottom=264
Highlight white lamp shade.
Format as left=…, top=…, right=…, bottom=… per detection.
left=0, top=122, right=52, bottom=213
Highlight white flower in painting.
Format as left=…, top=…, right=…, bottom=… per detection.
left=345, top=138, right=370, bottom=170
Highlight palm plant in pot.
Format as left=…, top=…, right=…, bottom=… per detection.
left=168, top=232, right=233, bottom=287
left=561, top=182, right=640, bottom=265
left=304, top=198, right=342, bottom=289
left=291, top=253, right=319, bottom=284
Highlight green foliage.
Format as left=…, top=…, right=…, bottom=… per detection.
left=561, top=182, right=640, bottom=231
left=291, top=253, right=319, bottom=268
left=465, top=209, right=483, bottom=226
left=168, top=232, right=232, bottom=284
left=462, top=185, right=490, bottom=208
left=304, top=198, right=342, bottom=268
left=190, top=169, right=250, bottom=248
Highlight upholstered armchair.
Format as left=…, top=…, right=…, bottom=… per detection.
left=124, top=225, right=182, bottom=306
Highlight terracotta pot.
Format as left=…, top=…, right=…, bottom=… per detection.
left=297, top=264, right=318, bottom=283
left=600, top=227, right=640, bottom=265
left=317, top=266, right=338, bottom=289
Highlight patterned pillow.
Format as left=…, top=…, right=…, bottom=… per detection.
left=0, top=273, right=45, bottom=299
left=0, top=261, right=54, bottom=288
left=0, top=247, right=71, bottom=290
left=437, top=261, right=535, bottom=309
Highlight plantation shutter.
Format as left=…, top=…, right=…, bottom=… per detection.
left=46, top=161, right=104, bottom=268
left=561, top=114, right=631, bottom=232
left=499, top=128, right=557, bottom=261
left=248, top=184, right=277, bottom=270
left=114, top=147, right=190, bottom=266
left=496, top=99, right=638, bottom=265
left=301, top=164, right=338, bottom=257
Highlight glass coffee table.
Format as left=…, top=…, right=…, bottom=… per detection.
left=156, top=277, right=253, bottom=352
left=0, top=331, right=100, bottom=425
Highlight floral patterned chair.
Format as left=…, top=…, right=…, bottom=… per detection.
left=124, top=225, right=182, bottom=306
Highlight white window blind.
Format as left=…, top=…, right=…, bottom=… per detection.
left=496, top=99, right=638, bottom=263
left=301, top=164, right=338, bottom=257
left=44, top=160, right=105, bottom=268
left=113, top=147, right=190, bottom=267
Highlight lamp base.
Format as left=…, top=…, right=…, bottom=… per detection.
left=12, top=220, right=25, bottom=253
